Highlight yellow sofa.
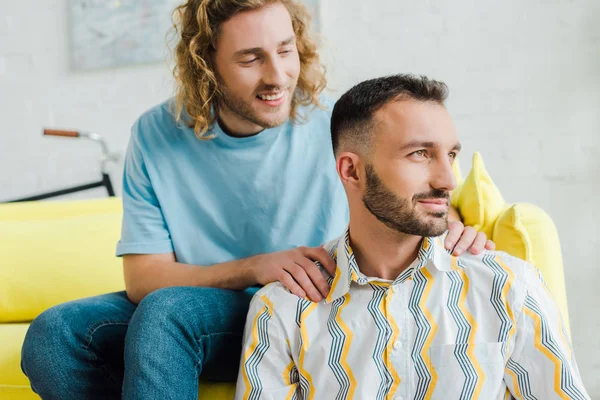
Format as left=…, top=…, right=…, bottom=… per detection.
left=0, top=153, right=571, bottom=399
left=0, top=198, right=236, bottom=399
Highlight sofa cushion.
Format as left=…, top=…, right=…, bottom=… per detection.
left=0, top=323, right=32, bottom=393
left=451, top=152, right=506, bottom=238
left=492, top=203, right=571, bottom=332
left=0, top=199, right=125, bottom=323
left=452, top=153, right=570, bottom=334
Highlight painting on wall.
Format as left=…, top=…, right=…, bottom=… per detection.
left=302, top=0, right=321, bottom=32
left=70, top=0, right=180, bottom=71
left=69, top=0, right=321, bottom=71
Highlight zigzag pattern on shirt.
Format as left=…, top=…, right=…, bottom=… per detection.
left=506, top=358, right=537, bottom=400
left=296, top=298, right=317, bottom=400
left=483, top=254, right=516, bottom=357
left=447, top=257, right=483, bottom=400
left=326, top=294, right=356, bottom=400
left=243, top=297, right=273, bottom=400
left=409, top=267, right=438, bottom=400
left=524, top=295, right=588, bottom=400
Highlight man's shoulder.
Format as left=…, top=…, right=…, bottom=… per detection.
left=130, top=98, right=188, bottom=146
left=294, top=96, right=334, bottom=131
left=255, top=282, right=301, bottom=303
left=253, top=282, right=311, bottom=315
left=457, top=249, right=536, bottom=285
left=133, top=99, right=176, bottom=129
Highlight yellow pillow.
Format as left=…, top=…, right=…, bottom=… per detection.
left=451, top=153, right=570, bottom=333
left=198, top=383, right=236, bottom=399
left=0, top=199, right=125, bottom=323
left=492, top=203, right=571, bottom=333
left=0, top=323, right=34, bottom=389
left=451, top=152, right=506, bottom=237
left=451, top=156, right=464, bottom=186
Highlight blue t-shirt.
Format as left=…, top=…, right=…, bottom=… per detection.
left=116, top=99, right=349, bottom=266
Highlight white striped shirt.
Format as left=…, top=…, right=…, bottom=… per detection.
left=235, top=228, right=589, bottom=400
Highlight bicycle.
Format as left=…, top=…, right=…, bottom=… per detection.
left=4, top=129, right=120, bottom=203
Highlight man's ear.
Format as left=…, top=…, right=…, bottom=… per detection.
left=336, top=152, right=363, bottom=191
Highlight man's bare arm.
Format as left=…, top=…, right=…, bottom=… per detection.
left=123, top=253, right=257, bottom=304
left=122, top=247, right=337, bottom=304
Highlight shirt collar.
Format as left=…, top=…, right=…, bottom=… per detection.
left=324, top=226, right=454, bottom=304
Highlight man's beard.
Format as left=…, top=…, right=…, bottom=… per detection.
left=218, top=84, right=292, bottom=129
left=362, top=164, right=450, bottom=237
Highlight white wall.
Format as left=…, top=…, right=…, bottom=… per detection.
left=1, top=0, right=599, bottom=396
left=0, top=1, right=174, bottom=202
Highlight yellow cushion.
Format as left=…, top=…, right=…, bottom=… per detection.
left=451, top=156, right=464, bottom=187
left=492, top=203, right=571, bottom=333
left=452, top=152, right=570, bottom=334
left=0, top=199, right=125, bottom=323
left=451, top=152, right=506, bottom=237
left=0, top=198, right=236, bottom=398
left=199, top=383, right=236, bottom=399
left=450, top=157, right=464, bottom=211
left=0, top=197, right=122, bottom=221
left=0, top=387, right=39, bottom=400
left=0, top=324, right=34, bottom=395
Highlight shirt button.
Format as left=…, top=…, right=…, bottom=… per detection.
left=392, top=285, right=400, bottom=293
left=393, top=341, right=402, bottom=350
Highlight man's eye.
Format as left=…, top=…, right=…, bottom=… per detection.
left=449, top=152, right=457, bottom=158
left=279, top=50, right=293, bottom=55
left=413, top=150, right=426, bottom=157
left=240, top=58, right=258, bottom=65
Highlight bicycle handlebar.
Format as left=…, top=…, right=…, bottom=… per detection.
left=43, top=129, right=80, bottom=138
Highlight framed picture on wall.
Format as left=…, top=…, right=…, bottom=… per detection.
left=69, top=0, right=180, bottom=71
left=303, top=0, right=321, bottom=32
left=69, top=0, right=321, bottom=71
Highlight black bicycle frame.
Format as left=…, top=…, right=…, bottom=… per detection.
left=5, top=173, right=115, bottom=203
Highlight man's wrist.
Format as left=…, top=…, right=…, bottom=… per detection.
left=235, top=255, right=260, bottom=288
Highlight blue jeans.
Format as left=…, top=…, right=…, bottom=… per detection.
left=21, top=286, right=258, bottom=399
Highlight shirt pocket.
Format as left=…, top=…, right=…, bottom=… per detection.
left=429, top=342, right=506, bottom=399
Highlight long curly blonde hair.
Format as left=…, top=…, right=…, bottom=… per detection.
left=171, top=0, right=327, bottom=139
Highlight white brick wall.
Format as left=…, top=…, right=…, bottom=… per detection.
left=1, top=0, right=598, bottom=396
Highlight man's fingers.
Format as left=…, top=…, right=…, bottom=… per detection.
left=453, top=225, right=477, bottom=256
left=279, top=272, right=306, bottom=299
left=485, top=239, right=496, bottom=251
left=302, top=246, right=336, bottom=276
left=444, top=220, right=464, bottom=251
left=296, top=257, right=330, bottom=299
left=284, top=263, right=323, bottom=302
left=468, top=231, right=488, bottom=255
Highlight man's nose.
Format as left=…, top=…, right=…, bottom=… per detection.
left=263, top=57, right=287, bottom=88
left=431, top=159, right=457, bottom=192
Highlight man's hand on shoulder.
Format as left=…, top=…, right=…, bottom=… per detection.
left=248, top=246, right=336, bottom=303
left=445, top=220, right=496, bottom=256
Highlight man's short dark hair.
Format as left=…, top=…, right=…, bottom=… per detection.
left=330, top=74, right=449, bottom=156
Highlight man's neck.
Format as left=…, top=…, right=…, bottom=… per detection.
left=348, top=215, right=423, bottom=281
left=217, top=104, right=264, bottom=138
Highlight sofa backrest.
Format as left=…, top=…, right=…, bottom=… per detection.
left=0, top=198, right=126, bottom=323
